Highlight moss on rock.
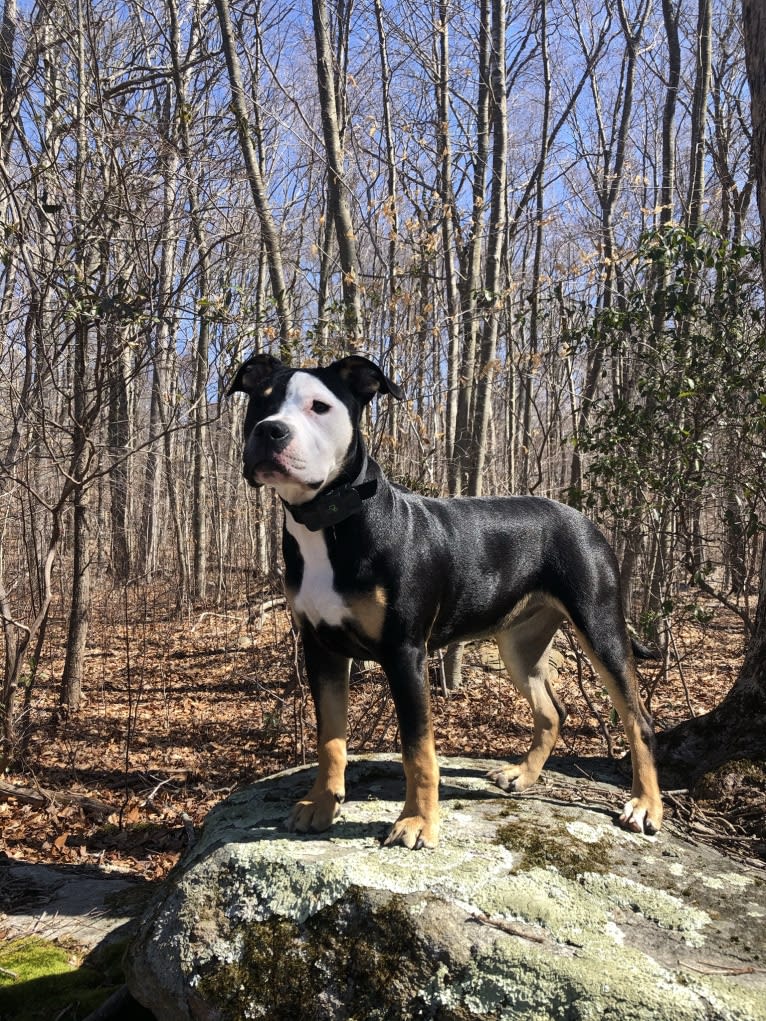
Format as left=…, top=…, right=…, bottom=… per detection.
left=495, top=812, right=612, bottom=879
left=125, top=755, right=766, bottom=1021
left=198, top=888, right=478, bottom=1021
left=0, top=935, right=128, bottom=1021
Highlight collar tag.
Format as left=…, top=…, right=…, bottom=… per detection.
left=287, top=479, right=377, bottom=532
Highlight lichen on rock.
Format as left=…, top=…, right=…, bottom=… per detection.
left=124, top=755, right=766, bottom=1020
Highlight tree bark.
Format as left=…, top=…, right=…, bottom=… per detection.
left=214, top=0, right=293, bottom=351
left=655, top=0, right=766, bottom=776
left=520, top=0, right=551, bottom=494
left=686, top=0, right=713, bottom=229
left=656, top=551, right=766, bottom=777
left=467, top=0, right=507, bottom=497
left=107, top=344, right=131, bottom=583
left=434, top=1, right=462, bottom=494
left=660, top=0, right=681, bottom=226
left=312, top=0, right=363, bottom=343
left=60, top=0, right=91, bottom=713
left=452, top=0, right=491, bottom=496
left=373, top=0, right=401, bottom=463
left=170, top=0, right=209, bottom=601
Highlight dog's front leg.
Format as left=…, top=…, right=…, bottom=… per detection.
left=286, top=625, right=350, bottom=835
left=382, top=645, right=440, bottom=850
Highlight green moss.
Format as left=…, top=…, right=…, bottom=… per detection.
left=197, top=889, right=479, bottom=1021
left=0, top=936, right=127, bottom=1021
left=0, top=936, right=75, bottom=987
left=495, top=816, right=612, bottom=880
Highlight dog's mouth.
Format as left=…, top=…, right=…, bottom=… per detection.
left=245, top=458, right=324, bottom=493
left=249, top=458, right=286, bottom=482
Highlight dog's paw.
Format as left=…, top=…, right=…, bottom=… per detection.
left=486, top=763, right=537, bottom=793
left=285, top=789, right=343, bottom=834
left=382, top=812, right=438, bottom=850
left=619, top=795, right=663, bottom=836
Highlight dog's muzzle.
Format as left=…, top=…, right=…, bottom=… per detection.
left=243, top=419, right=291, bottom=484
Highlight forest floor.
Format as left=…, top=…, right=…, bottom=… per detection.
left=1, top=581, right=765, bottom=886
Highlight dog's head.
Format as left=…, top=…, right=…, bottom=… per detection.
left=228, top=354, right=403, bottom=505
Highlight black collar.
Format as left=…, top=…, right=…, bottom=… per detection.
left=283, top=457, right=377, bottom=532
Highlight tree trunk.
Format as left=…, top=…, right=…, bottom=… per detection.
left=740, top=0, right=766, bottom=558
left=170, top=0, right=209, bottom=601
left=0, top=514, right=60, bottom=769
left=686, top=0, right=713, bottom=228
left=656, top=551, right=766, bottom=777
left=60, top=0, right=90, bottom=713
left=60, top=481, right=90, bottom=712
left=312, top=0, right=363, bottom=342
left=655, top=0, right=766, bottom=776
left=373, top=0, right=397, bottom=334
left=434, top=1, right=462, bottom=494
left=520, top=0, right=551, bottom=494
left=108, top=341, right=131, bottom=582
left=214, top=0, right=293, bottom=351
left=452, top=0, right=491, bottom=495
left=660, top=0, right=681, bottom=226
left=466, top=0, right=507, bottom=497
left=373, top=0, right=401, bottom=463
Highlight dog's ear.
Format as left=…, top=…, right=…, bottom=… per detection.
left=329, top=355, right=404, bottom=405
left=227, top=353, right=283, bottom=396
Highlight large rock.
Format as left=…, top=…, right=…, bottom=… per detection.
left=125, top=755, right=766, bottom=1020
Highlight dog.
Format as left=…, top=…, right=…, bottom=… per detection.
left=229, top=353, right=663, bottom=849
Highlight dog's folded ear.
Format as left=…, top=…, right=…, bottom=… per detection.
left=227, top=353, right=283, bottom=396
left=330, top=355, right=404, bottom=405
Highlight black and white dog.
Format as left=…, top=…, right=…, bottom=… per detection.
left=229, top=353, right=663, bottom=849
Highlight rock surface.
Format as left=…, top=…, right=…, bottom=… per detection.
left=0, top=856, right=148, bottom=950
left=125, top=755, right=766, bottom=1020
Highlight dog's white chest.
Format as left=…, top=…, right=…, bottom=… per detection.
left=285, top=515, right=349, bottom=629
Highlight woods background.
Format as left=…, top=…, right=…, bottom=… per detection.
left=1, top=0, right=765, bottom=766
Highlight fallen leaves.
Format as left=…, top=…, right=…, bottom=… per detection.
left=0, top=587, right=756, bottom=879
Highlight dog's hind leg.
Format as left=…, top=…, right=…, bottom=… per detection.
left=573, top=621, right=663, bottom=835
left=286, top=624, right=351, bottom=834
left=487, top=604, right=568, bottom=793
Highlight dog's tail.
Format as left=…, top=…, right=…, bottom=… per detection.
left=630, top=636, right=661, bottom=661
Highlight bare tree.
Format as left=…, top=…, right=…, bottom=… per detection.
left=466, top=0, right=507, bottom=497
left=312, top=0, right=363, bottom=342
left=214, top=0, right=294, bottom=351
left=655, top=0, right=766, bottom=775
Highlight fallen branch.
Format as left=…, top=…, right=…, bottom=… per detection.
left=680, top=959, right=765, bottom=976
left=470, top=911, right=547, bottom=943
left=0, top=781, right=113, bottom=816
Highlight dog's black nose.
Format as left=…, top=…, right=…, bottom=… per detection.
left=243, top=418, right=291, bottom=481
left=253, top=419, right=290, bottom=446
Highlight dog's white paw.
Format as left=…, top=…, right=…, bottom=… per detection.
left=285, top=789, right=343, bottom=834
left=619, top=795, right=662, bottom=835
left=486, top=764, right=537, bottom=793
left=382, top=811, right=438, bottom=850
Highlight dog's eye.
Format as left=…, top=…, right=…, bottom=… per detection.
left=312, top=400, right=331, bottom=414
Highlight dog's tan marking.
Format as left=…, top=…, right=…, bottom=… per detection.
left=286, top=667, right=350, bottom=834
left=384, top=732, right=440, bottom=849
left=612, top=688, right=663, bottom=833
left=347, top=585, right=387, bottom=642
left=488, top=605, right=564, bottom=792
left=573, top=627, right=663, bottom=834
left=316, top=683, right=349, bottom=789
left=485, top=596, right=662, bottom=834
